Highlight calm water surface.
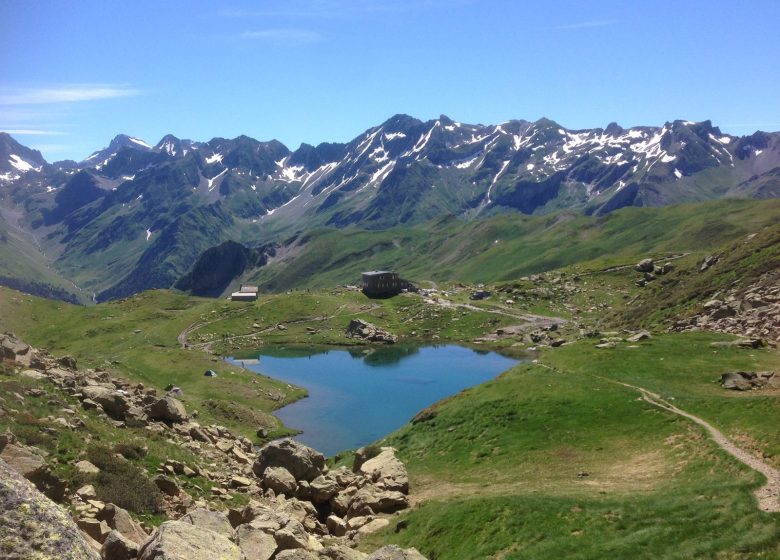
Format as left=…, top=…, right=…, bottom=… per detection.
left=227, top=345, right=519, bottom=456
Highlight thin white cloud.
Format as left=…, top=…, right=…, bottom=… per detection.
left=241, top=29, right=322, bottom=43
left=548, top=20, right=616, bottom=31
left=2, top=129, right=67, bottom=136
left=220, top=0, right=463, bottom=19
left=0, top=85, right=142, bottom=105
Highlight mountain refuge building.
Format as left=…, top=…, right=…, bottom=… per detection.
left=230, top=284, right=258, bottom=302
left=361, top=271, right=415, bottom=298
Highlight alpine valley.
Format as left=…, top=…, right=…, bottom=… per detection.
left=1, top=114, right=779, bottom=303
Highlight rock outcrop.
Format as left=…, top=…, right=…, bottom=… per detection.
left=346, top=320, right=398, bottom=344
left=253, top=439, right=326, bottom=482
left=720, top=371, right=778, bottom=391
left=138, top=520, right=243, bottom=560
left=671, top=271, right=780, bottom=343
left=0, top=458, right=100, bottom=559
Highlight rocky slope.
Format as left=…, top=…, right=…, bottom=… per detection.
left=0, top=332, right=427, bottom=559
left=1, top=116, right=779, bottom=302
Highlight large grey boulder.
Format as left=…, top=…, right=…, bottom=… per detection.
left=348, top=485, right=409, bottom=516
left=101, top=529, right=138, bottom=560
left=146, top=396, right=188, bottom=423
left=137, top=520, right=242, bottom=560
left=97, top=502, right=148, bottom=545
left=263, top=465, right=298, bottom=496
left=720, top=372, right=753, bottom=391
left=275, top=550, right=319, bottom=560
left=634, top=259, right=654, bottom=273
left=0, top=442, right=65, bottom=501
left=178, top=508, right=234, bottom=538
left=309, top=474, right=340, bottom=504
left=367, top=545, right=428, bottom=560
left=321, top=544, right=369, bottom=559
left=253, top=439, right=325, bottom=482
left=237, top=523, right=278, bottom=560
left=359, top=448, right=409, bottom=493
left=81, top=386, right=131, bottom=420
left=0, top=332, right=33, bottom=366
left=0, top=458, right=100, bottom=559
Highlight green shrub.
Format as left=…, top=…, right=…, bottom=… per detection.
left=88, top=445, right=162, bottom=513
left=114, top=442, right=147, bottom=460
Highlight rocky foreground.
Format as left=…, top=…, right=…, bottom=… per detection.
left=0, top=332, right=427, bottom=560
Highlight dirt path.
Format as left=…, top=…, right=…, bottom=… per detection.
left=422, top=296, right=567, bottom=329
left=578, top=252, right=691, bottom=276
left=607, top=378, right=780, bottom=513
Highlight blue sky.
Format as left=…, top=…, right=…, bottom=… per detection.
left=1, top=0, right=779, bottom=161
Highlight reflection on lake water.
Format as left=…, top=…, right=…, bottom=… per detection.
left=227, top=344, right=520, bottom=456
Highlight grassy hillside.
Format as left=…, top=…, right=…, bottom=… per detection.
left=241, top=199, right=780, bottom=293
left=618, top=223, right=780, bottom=328
left=363, top=333, right=780, bottom=559
left=0, top=212, right=85, bottom=303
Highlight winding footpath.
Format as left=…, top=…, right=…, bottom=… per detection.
left=610, top=378, right=780, bottom=513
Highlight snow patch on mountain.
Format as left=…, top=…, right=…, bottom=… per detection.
left=129, top=137, right=151, bottom=149
left=9, top=154, right=38, bottom=172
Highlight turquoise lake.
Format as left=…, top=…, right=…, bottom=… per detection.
left=227, top=345, right=520, bottom=456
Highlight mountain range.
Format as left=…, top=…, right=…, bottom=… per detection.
left=1, top=114, right=779, bottom=302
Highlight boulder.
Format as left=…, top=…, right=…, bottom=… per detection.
left=153, top=475, right=180, bottom=496
left=346, top=319, right=397, bottom=344
left=75, top=459, right=101, bottom=475
left=626, top=331, right=652, bottom=343
left=0, top=332, right=33, bottom=366
left=101, top=529, right=138, bottom=560
left=263, top=466, right=298, bottom=495
left=146, top=396, right=188, bottom=423
left=721, top=372, right=753, bottom=391
left=359, top=448, right=409, bottom=493
left=97, top=502, right=148, bottom=545
left=236, top=524, right=278, bottom=560
left=81, top=386, right=131, bottom=420
left=309, top=474, right=340, bottom=503
left=253, top=439, right=325, bottom=482
left=76, top=483, right=98, bottom=500
left=78, top=518, right=112, bottom=543
left=326, top=514, right=347, bottom=537
left=0, top=458, right=100, bottom=559
left=358, top=518, right=390, bottom=535
left=367, top=545, right=428, bottom=560
left=321, top=545, right=369, bottom=560
left=20, top=369, right=47, bottom=380
left=634, top=259, right=654, bottom=273
left=138, top=520, right=242, bottom=560
left=275, top=550, right=319, bottom=560
left=179, top=508, right=233, bottom=538
left=58, top=355, right=78, bottom=369
left=274, top=524, right=311, bottom=551
left=0, top=443, right=47, bottom=480
left=348, top=485, right=409, bottom=516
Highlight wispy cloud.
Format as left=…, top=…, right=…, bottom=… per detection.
left=220, top=0, right=464, bottom=19
left=0, top=85, right=142, bottom=105
left=241, top=29, right=322, bottom=44
left=547, top=20, right=616, bottom=31
left=1, top=129, right=67, bottom=136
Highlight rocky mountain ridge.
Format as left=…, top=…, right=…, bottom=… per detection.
left=1, top=115, right=779, bottom=302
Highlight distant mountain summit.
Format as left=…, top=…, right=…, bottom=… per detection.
left=0, top=132, right=46, bottom=181
left=0, top=115, right=779, bottom=301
